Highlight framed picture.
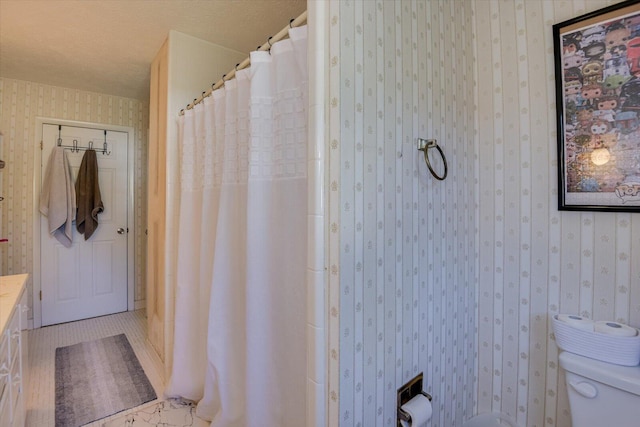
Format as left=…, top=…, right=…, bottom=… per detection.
left=553, top=0, right=640, bottom=212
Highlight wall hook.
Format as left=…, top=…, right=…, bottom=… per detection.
left=102, top=130, right=111, bottom=155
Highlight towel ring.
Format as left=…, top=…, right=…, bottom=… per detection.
left=417, top=138, right=447, bottom=181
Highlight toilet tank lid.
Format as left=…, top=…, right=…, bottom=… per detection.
left=559, top=351, right=640, bottom=396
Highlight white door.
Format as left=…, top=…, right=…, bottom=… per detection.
left=40, top=123, right=128, bottom=326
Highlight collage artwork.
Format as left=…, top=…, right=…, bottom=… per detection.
left=561, top=11, right=640, bottom=205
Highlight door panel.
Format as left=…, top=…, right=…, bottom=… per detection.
left=93, top=242, right=114, bottom=295
left=40, top=123, right=128, bottom=326
left=147, top=39, right=168, bottom=362
left=54, top=246, right=80, bottom=301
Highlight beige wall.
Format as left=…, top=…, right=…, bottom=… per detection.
left=328, top=1, right=478, bottom=425
left=330, top=0, right=640, bottom=426
left=475, top=1, right=640, bottom=427
left=0, top=77, right=148, bottom=317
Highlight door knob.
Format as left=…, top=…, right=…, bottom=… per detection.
left=117, top=228, right=125, bottom=235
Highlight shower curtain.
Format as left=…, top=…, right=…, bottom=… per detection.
left=165, top=26, right=308, bottom=427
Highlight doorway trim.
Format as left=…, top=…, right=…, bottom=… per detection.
left=32, top=117, right=136, bottom=329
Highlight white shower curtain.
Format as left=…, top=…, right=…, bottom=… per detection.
left=166, top=26, right=308, bottom=427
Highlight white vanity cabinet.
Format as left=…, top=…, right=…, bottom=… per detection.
left=0, top=274, right=28, bottom=427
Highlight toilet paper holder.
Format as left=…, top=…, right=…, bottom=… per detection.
left=397, top=372, right=432, bottom=426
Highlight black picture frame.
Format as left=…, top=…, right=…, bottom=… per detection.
left=553, top=0, right=640, bottom=212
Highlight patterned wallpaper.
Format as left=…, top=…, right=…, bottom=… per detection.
left=475, top=1, right=640, bottom=427
left=328, top=1, right=478, bottom=426
left=0, top=77, right=148, bottom=316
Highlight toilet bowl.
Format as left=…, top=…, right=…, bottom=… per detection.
left=559, top=351, right=640, bottom=427
left=462, top=413, right=517, bottom=427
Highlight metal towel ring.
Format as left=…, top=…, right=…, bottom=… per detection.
left=417, top=138, right=448, bottom=181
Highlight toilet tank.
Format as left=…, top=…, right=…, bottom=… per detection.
left=559, top=352, right=640, bottom=427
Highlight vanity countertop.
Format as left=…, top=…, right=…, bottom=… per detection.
left=0, top=273, right=28, bottom=335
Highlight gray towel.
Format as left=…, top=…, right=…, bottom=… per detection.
left=39, top=147, right=76, bottom=247
left=75, top=149, right=104, bottom=240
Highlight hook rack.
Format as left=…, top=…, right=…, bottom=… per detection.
left=417, top=138, right=448, bottom=181
left=56, top=125, right=111, bottom=155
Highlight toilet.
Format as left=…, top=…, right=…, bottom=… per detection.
left=462, top=413, right=517, bottom=427
left=559, top=351, right=640, bottom=427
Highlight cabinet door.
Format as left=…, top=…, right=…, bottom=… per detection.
left=18, top=298, right=28, bottom=403
left=147, top=39, right=168, bottom=364
left=0, top=332, right=8, bottom=423
left=0, top=387, right=10, bottom=427
left=10, top=352, right=21, bottom=425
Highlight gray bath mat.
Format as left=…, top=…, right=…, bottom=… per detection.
left=55, top=333, right=157, bottom=426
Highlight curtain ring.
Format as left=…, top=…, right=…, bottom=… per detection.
left=235, top=63, right=240, bottom=72
left=417, top=138, right=448, bottom=181
left=289, top=18, right=295, bottom=28
left=266, top=37, right=273, bottom=55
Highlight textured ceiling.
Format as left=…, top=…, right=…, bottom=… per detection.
left=0, top=0, right=307, bottom=100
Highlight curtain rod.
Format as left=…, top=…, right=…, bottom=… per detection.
left=179, top=10, right=307, bottom=116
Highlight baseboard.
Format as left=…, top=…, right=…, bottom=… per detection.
left=134, top=299, right=146, bottom=310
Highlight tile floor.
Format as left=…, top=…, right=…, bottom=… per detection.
left=24, top=309, right=189, bottom=427
left=103, top=398, right=208, bottom=427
